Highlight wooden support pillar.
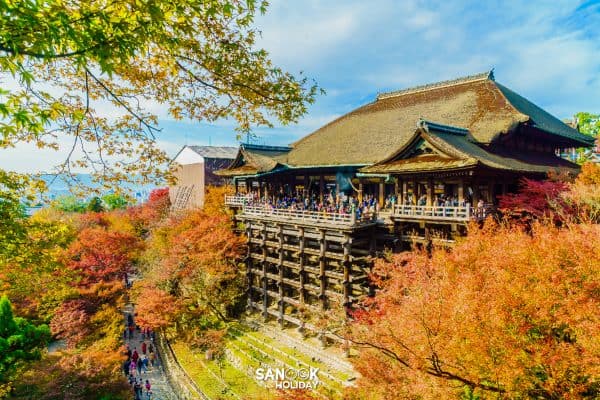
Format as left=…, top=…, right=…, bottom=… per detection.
left=319, top=229, right=327, bottom=311
left=394, top=178, right=400, bottom=205
left=458, top=178, right=465, bottom=203
left=303, top=175, right=310, bottom=196
left=358, top=183, right=363, bottom=203
left=488, top=179, right=495, bottom=204
left=319, top=175, right=325, bottom=204
left=472, top=180, right=480, bottom=206
left=368, top=227, right=376, bottom=297
left=378, top=181, right=385, bottom=208
left=234, top=179, right=239, bottom=194
left=246, top=222, right=253, bottom=311
left=426, top=178, right=434, bottom=207
left=261, top=224, right=268, bottom=321
left=402, top=180, right=408, bottom=205
left=412, top=178, right=419, bottom=204
left=342, top=234, right=351, bottom=307
left=298, top=227, right=306, bottom=305
left=277, top=225, right=284, bottom=328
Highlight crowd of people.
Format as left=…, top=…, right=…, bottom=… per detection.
left=235, top=189, right=482, bottom=220
left=123, top=314, right=157, bottom=399
left=236, top=191, right=381, bottom=221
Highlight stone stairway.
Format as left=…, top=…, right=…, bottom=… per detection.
left=123, top=303, right=179, bottom=400
left=242, top=318, right=356, bottom=378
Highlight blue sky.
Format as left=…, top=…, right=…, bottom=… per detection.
left=3, top=0, right=600, bottom=172
left=159, top=0, right=600, bottom=148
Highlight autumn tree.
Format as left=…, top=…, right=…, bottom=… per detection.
left=0, top=173, right=76, bottom=319
left=124, top=187, right=170, bottom=237
left=499, top=163, right=600, bottom=225
left=137, top=203, right=245, bottom=338
left=564, top=162, right=600, bottom=223
left=0, top=0, right=320, bottom=187
left=64, top=227, right=142, bottom=286
left=498, top=177, right=571, bottom=225
left=346, top=222, right=600, bottom=400
left=134, top=284, right=181, bottom=332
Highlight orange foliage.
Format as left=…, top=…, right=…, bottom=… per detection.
left=138, top=206, right=245, bottom=333
left=348, top=221, right=600, bottom=399
left=124, top=187, right=170, bottom=236
left=203, top=185, right=233, bottom=216
left=576, top=162, right=600, bottom=185
left=64, top=227, right=142, bottom=286
left=49, top=299, right=92, bottom=348
left=134, top=284, right=181, bottom=330
left=499, top=163, right=600, bottom=225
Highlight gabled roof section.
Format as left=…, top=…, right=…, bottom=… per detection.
left=494, top=83, right=594, bottom=146
left=171, top=145, right=238, bottom=165
left=215, top=143, right=291, bottom=177
left=283, top=71, right=591, bottom=168
left=361, top=119, right=580, bottom=174
left=186, top=145, right=238, bottom=158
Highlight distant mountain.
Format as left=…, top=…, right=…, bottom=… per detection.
left=36, top=174, right=163, bottom=205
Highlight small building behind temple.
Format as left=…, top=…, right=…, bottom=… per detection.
left=169, top=145, right=238, bottom=210
left=215, top=71, right=595, bottom=334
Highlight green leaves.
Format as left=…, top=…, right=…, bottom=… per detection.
left=575, top=112, right=600, bottom=138
left=0, top=296, right=51, bottom=380
left=1, top=0, right=319, bottom=187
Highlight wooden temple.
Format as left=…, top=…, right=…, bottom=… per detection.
left=216, top=71, right=594, bottom=332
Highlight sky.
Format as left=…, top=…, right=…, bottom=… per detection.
left=2, top=0, right=600, bottom=172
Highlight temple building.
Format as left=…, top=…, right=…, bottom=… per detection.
left=169, top=145, right=237, bottom=210
left=216, top=71, right=594, bottom=333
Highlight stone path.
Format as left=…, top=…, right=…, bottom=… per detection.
left=123, top=303, right=178, bottom=400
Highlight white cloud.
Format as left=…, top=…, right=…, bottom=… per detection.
left=3, top=0, right=600, bottom=173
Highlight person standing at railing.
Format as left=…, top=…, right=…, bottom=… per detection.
left=476, top=199, right=485, bottom=219
left=444, top=197, right=451, bottom=217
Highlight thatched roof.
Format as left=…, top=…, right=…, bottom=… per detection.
left=276, top=71, right=592, bottom=168
left=217, top=72, right=591, bottom=177
left=361, top=120, right=580, bottom=175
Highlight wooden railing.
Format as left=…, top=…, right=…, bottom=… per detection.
left=225, top=195, right=250, bottom=206
left=226, top=196, right=491, bottom=224
left=242, top=205, right=364, bottom=225
left=393, top=204, right=472, bottom=221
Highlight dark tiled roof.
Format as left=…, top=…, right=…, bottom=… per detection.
left=187, top=145, right=238, bottom=159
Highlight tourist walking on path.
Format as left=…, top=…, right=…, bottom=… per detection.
left=123, top=308, right=175, bottom=399
left=145, top=380, right=152, bottom=397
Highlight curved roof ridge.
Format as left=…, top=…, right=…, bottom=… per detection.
left=377, top=70, right=494, bottom=101
left=418, top=119, right=469, bottom=136
left=241, top=143, right=292, bottom=152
